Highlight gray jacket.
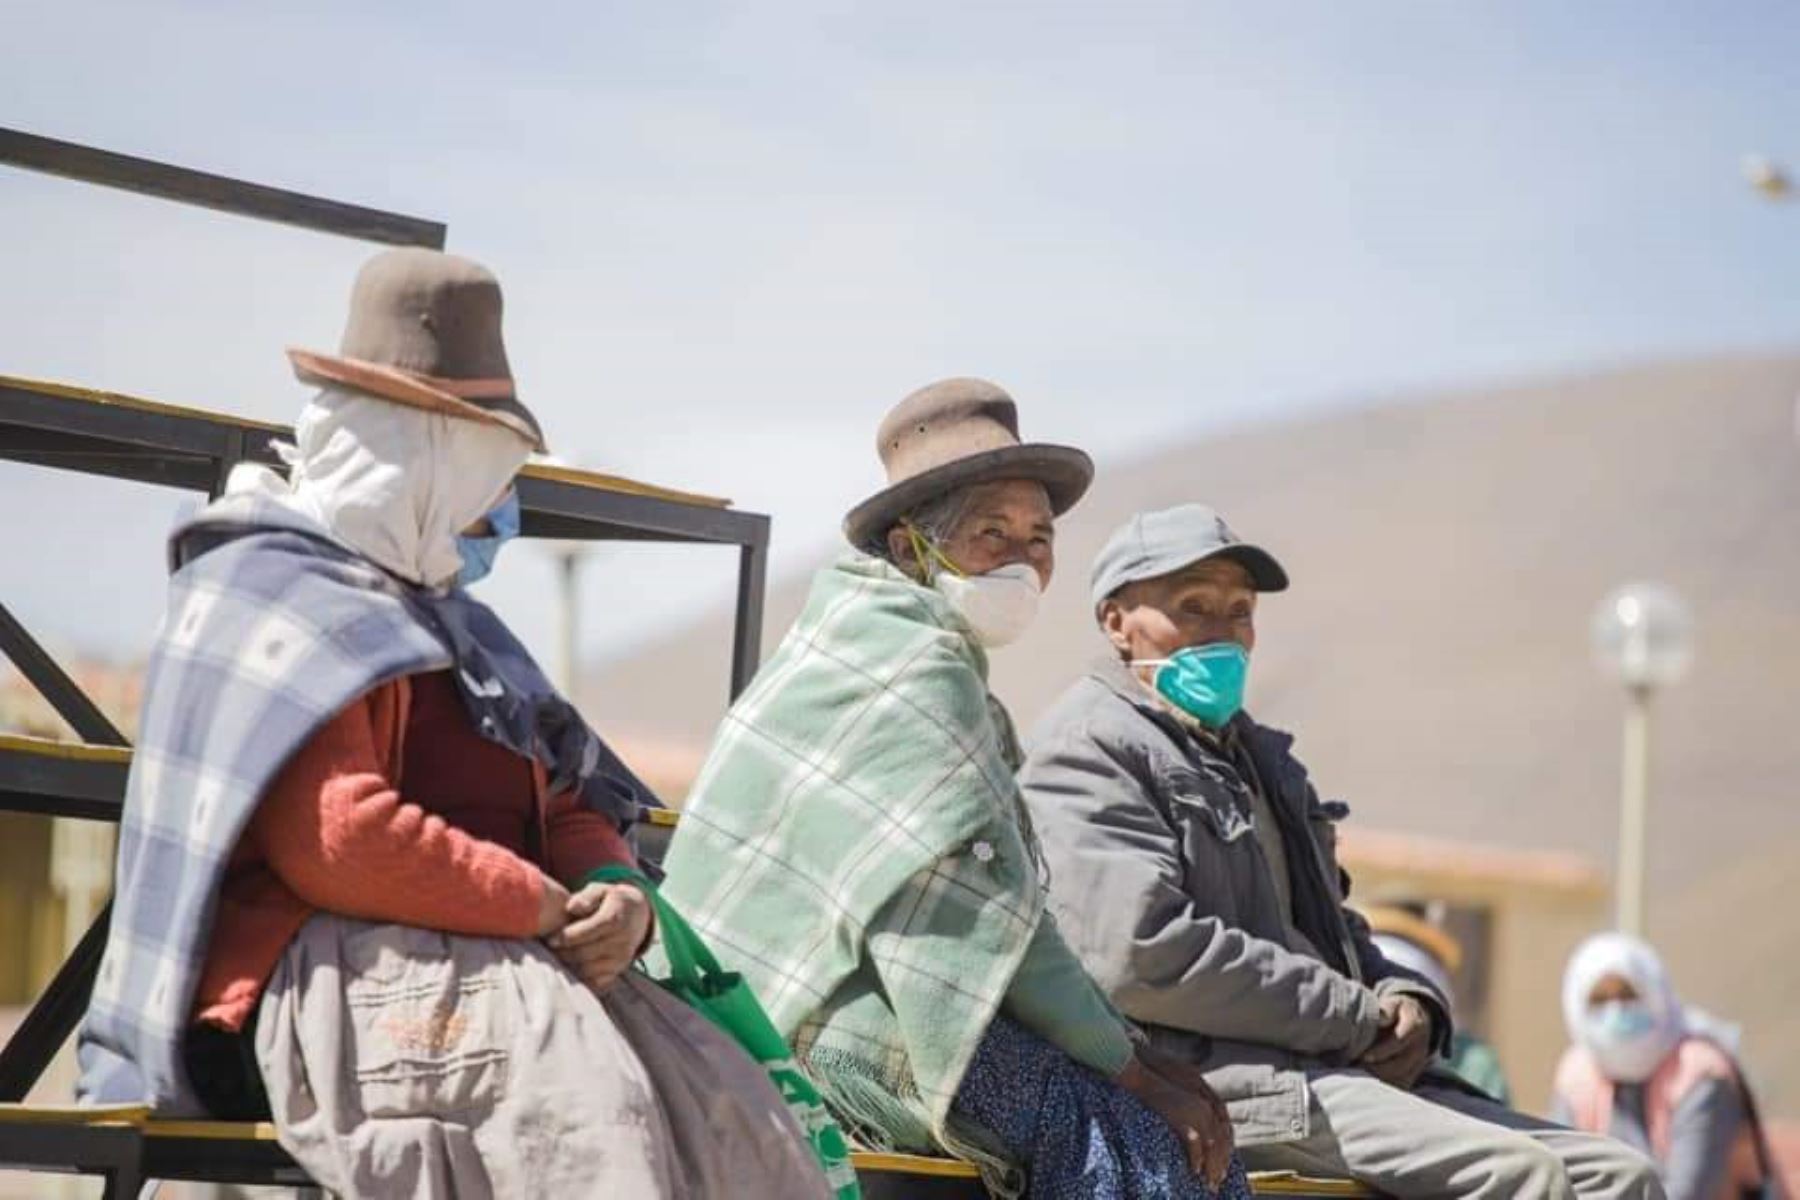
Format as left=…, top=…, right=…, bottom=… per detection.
left=1018, top=657, right=1453, bottom=1145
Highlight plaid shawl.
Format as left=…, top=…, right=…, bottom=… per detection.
left=656, top=553, right=1043, bottom=1166
left=77, top=495, right=648, bottom=1112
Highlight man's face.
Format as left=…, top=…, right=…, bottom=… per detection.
left=1102, top=557, right=1258, bottom=665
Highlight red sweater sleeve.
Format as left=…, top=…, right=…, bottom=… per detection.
left=544, top=786, right=637, bottom=887
left=252, top=681, right=545, bottom=939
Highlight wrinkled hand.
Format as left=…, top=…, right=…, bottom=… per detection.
left=534, top=875, right=572, bottom=938
left=1116, top=1048, right=1235, bottom=1187
left=1360, top=994, right=1434, bottom=1088
left=545, top=881, right=652, bottom=993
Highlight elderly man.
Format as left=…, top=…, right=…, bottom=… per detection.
left=1018, top=503, right=1664, bottom=1199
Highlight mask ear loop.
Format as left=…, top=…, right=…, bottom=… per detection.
left=903, top=522, right=966, bottom=584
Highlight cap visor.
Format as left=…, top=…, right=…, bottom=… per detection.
left=1216, top=544, right=1289, bottom=592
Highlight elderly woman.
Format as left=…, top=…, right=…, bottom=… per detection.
left=658, top=378, right=1250, bottom=1199
left=1553, top=934, right=1788, bottom=1200
left=76, top=249, right=830, bottom=1199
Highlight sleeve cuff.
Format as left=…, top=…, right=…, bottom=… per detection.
left=1375, top=976, right=1456, bottom=1056
left=1065, top=1018, right=1137, bottom=1078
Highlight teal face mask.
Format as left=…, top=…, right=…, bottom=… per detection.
left=456, top=489, right=521, bottom=587
left=1133, top=642, right=1250, bottom=729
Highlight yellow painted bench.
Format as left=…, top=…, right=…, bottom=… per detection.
left=0, top=754, right=1378, bottom=1197
left=0, top=1104, right=1375, bottom=1197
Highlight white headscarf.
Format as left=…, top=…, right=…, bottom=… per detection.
left=228, top=388, right=531, bottom=588
left=1561, top=932, right=1687, bottom=1084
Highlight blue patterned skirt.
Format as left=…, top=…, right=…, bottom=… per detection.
left=952, top=1016, right=1252, bottom=1200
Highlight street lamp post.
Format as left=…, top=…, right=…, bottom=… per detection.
left=1614, top=682, right=1653, bottom=937
left=553, top=543, right=589, bottom=703
left=1590, top=583, right=1694, bottom=937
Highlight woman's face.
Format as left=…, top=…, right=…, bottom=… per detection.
left=461, top=485, right=517, bottom=537
left=890, top=479, right=1056, bottom=587
left=1588, top=972, right=1640, bottom=1007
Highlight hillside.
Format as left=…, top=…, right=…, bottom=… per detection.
left=587, top=352, right=1800, bottom=1111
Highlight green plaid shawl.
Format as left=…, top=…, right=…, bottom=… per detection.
left=657, top=553, right=1042, bottom=1167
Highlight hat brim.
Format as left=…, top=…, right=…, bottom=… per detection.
left=1362, top=905, right=1463, bottom=972
left=1095, top=542, right=1290, bottom=607
left=842, top=442, right=1094, bottom=549
left=288, top=348, right=546, bottom=451
left=1209, top=544, right=1290, bottom=593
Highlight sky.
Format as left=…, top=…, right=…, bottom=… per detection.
left=4, top=0, right=1800, bottom=671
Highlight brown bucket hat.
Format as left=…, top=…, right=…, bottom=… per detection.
left=842, top=377, right=1094, bottom=549
left=286, top=247, right=547, bottom=451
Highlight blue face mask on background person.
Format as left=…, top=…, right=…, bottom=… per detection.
left=1581, top=998, right=1675, bottom=1082
left=1132, top=642, right=1250, bottom=729
left=455, top=489, right=521, bottom=587
left=1590, top=1000, right=1657, bottom=1042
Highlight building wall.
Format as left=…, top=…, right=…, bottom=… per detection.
left=1347, top=850, right=1608, bottom=1114
left=1489, top=889, right=1608, bottom=1110
left=0, top=814, right=59, bottom=1006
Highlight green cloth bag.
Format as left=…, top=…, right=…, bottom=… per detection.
left=586, top=865, right=862, bottom=1199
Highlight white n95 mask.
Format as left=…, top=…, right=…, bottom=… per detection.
left=935, top=562, right=1042, bottom=648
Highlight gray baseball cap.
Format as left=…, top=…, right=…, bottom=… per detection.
left=1089, top=503, right=1290, bottom=611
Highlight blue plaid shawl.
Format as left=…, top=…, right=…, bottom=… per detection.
left=77, top=495, right=650, bottom=1112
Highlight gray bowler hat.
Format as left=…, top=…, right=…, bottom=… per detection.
left=288, top=248, right=546, bottom=451
left=1089, top=503, right=1290, bottom=610
left=843, top=377, right=1093, bottom=550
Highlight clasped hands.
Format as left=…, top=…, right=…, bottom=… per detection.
left=1114, top=991, right=1431, bottom=1190
left=1359, top=993, right=1435, bottom=1088
left=1116, top=1046, right=1236, bottom=1188
left=535, top=875, right=653, bottom=993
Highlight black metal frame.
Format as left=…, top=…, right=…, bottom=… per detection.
left=0, top=374, right=771, bottom=1076
left=0, top=375, right=772, bottom=693
left=0, top=126, right=446, bottom=249
left=0, top=130, right=775, bottom=1194
left=0, top=1120, right=145, bottom=1200
left=0, top=385, right=773, bottom=1191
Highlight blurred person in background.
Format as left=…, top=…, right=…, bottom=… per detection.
left=1554, top=933, right=1789, bottom=1200
left=1363, top=903, right=1511, bottom=1104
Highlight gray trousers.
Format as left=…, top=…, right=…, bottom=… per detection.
left=256, top=915, right=833, bottom=1200
left=1238, top=1071, right=1666, bottom=1200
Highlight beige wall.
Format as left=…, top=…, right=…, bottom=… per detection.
left=0, top=813, right=59, bottom=1005
left=1346, top=843, right=1608, bottom=1114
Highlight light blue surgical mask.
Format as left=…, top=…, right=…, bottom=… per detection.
left=1589, top=1000, right=1657, bottom=1043
left=1132, top=642, right=1250, bottom=729
left=456, top=489, right=521, bottom=587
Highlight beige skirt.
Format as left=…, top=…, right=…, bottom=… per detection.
left=254, top=914, right=833, bottom=1199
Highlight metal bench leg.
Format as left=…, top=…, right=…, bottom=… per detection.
left=0, top=1120, right=144, bottom=1199
left=98, top=1133, right=143, bottom=1200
